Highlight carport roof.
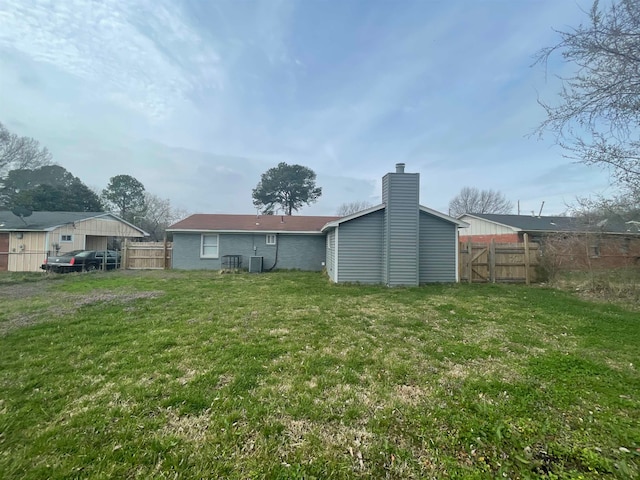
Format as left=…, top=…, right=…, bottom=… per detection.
left=0, top=211, right=147, bottom=235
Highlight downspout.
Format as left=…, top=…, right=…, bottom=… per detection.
left=264, top=233, right=279, bottom=272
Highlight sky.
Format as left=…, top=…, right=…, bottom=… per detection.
left=0, top=0, right=618, bottom=217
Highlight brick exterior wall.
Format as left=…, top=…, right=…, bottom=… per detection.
left=543, top=234, right=640, bottom=270
left=459, top=233, right=520, bottom=244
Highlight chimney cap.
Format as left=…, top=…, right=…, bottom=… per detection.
left=395, top=163, right=405, bottom=173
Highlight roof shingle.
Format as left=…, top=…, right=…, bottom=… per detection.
left=168, top=214, right=341, bottom=233
left=465, top=213, right=640, bottom=234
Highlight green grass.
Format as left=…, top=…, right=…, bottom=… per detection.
left=1, top=270, right=638, bottom=479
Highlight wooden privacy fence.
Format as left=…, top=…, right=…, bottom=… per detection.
left=123, top=241, right=172, bottom=270
left=459, top=234, right=539, bottom=284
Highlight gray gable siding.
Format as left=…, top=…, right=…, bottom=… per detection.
left=336, top=209, right=384, bottom=284
left=382, top=172, right=420, bottom=286
left=171, top=232, right=325, bottom=271
left=419, top=212, right=457, bottom=283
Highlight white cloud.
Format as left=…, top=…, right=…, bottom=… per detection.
left=0, top=0, right=222, bottom=120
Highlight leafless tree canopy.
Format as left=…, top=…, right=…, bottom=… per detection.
left=448, top=187, right=513, bottom=217
left=568, top=190, right=640, bottom=224
left=336, top=200, right=373, bottom=216
left=139, top=192, right=188, bottom=241
left=534, top=0, right=640, bottom=192
left=0, top=121, right=52, bottom=177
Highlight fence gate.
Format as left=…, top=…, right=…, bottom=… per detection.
left=123, top=241, right=172, bottom=270
left=459, top=235, right=539, bottom=284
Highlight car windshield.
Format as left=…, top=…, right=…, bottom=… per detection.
left=75, top=251, right=94, bottom=258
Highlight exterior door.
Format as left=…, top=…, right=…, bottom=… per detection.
left=0, top=233, right=9, bottom=271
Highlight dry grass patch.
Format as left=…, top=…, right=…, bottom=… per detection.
left=160, top=408, right=211, bottom=444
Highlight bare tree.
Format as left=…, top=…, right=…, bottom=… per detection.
left=568, top=189, right=640, bottom=224
left=0, top=121, right=52, bottom=177
left=448, top=187, right=513, bottom=217
left=336, top=200, right=373, bottom=216
left=138, top=193, right=188, bottom=241
left=534, top=0, right=640, bottom=192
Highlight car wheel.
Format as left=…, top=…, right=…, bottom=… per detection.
left=84, top=263, right=98, bottom=272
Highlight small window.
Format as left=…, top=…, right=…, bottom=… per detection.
left=201, top=234, right=219, bottom=258
left=266, top=234, right=277, bottom=245
left=61, top=234, right=73, bottom=242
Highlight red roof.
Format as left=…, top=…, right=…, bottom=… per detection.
left=168, top=214, right=340, bottom=233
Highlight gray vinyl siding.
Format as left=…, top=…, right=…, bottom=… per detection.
left=419, top=212, right=457, bottom=283
left=382, top=172, right=420, bottom=286
left=171, top=232, right=326, bottom=271
left=336, top=210, right=384, bottom=283
left=326, top=229, right=336, bottom=281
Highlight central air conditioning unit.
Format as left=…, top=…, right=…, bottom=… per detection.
left=249, top=256, right=263, bottom=273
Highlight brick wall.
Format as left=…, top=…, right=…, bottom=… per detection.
left=459, top=233, right=520, bottom=244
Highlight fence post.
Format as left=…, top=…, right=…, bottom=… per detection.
left=122, top=240, right=128, bottom=270
left=524, top=233, right=530, bottom=285
left=489, top=239, right=496, bottom=283
left=467, top=238, right=473, bottom=284
left=163, top=237, right=168, bottom=270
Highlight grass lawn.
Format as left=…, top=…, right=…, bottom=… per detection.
left=0, top=270, right=638, bottom=479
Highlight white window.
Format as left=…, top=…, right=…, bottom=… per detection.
left=266, top=234, right=277, bottom=245
left=61, top=234, right=73, bottom=242
left=201, top=234, right=219, bottom=258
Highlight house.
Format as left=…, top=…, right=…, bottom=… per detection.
left=168, top=164, right=468, bottom=285
left=169, top=214, right=339, bottom=272
left=0, top=211, right=148, bottom=272
left=458, top=213, right=640, bottom=268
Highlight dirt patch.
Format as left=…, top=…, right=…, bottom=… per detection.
left=0, top=282, right=52, bottom=299
left=0, top=289, right=164, bottom=336
left=69, top=290, right=163, bottom=308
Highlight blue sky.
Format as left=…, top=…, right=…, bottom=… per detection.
left=0, top=0, right=616, bottom=216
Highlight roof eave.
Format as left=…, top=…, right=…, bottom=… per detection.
left=421, top=206, right=469, bottom=227
left=167, top=228, right=325, bottom=235
left=458, top=213, right=522, bottom=231
left=321, top=204, right=386, bottom=232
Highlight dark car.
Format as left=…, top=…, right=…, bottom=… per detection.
left=42, top=250, right=122, bottom=273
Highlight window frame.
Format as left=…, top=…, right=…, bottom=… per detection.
left=200, top=234, right=219, bottom=258
left=266, top=234, right=277, bottom=245
left=60, top=234, right=73, bottom=243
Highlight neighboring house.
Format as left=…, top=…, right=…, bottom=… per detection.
left=458, top=213, right=640, bottom=268
left=168, top=164, right=468, bottom=286
left=0, top=211, right=148, bottom=272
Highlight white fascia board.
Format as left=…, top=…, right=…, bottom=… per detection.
left=422, top=206, right=470, bottom=227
